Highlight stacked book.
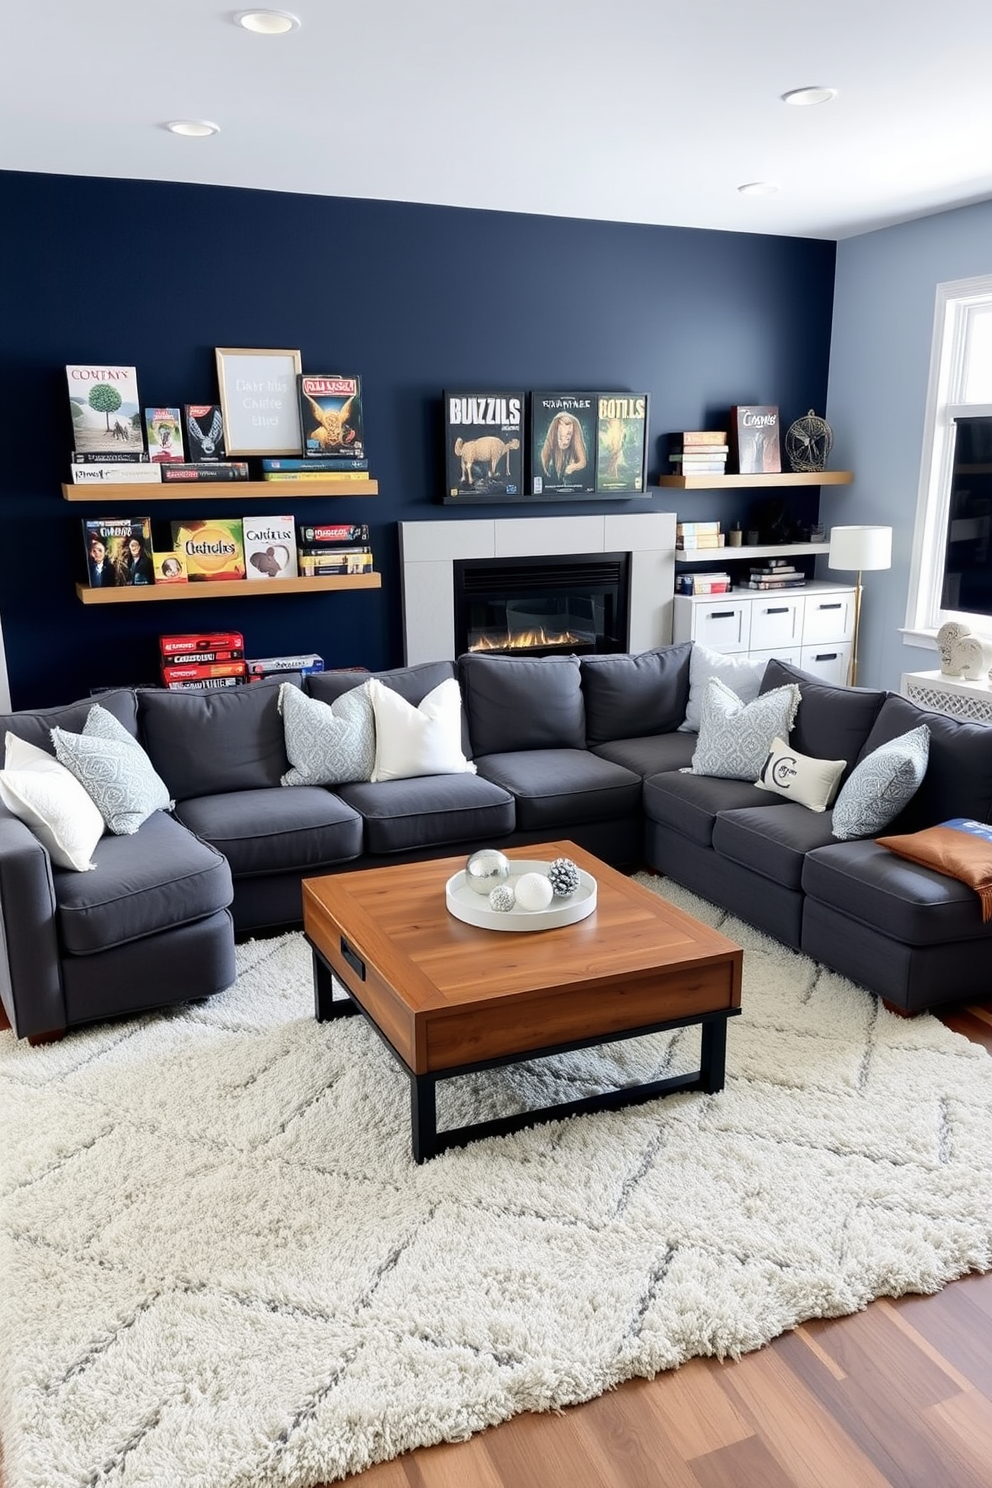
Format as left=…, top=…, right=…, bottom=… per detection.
left=676, top=520, right=725, bottom=551
left=245, top=654, right=325, bottom=682
left=668, top=431, right=729, bottom=476
left=297, top=522, right=373, bottom=576
left=676, top=571, right=732, bottom=596
left=159, top=631, right=247, bottom=691
left=746, top=559, right=806, bottom=590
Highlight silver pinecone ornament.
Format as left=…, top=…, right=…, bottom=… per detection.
left=547, top=857, right=580, bottom=897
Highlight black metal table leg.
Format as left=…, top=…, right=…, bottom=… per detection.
left=699, top=1015, right=729, bottom=1093
left=411, top=1073, right=439, bottom=1165
left=311, top=950, right=360, bottom=1022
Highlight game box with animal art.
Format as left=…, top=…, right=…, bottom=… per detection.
left=443, top=391, right=524, bottom=503
left=297, top=375, right=364, bottom=460
left=594, top=392, right=649, bottom=494
left=530, top=393, right=598, bottom=497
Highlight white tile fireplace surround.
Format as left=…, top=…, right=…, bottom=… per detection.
left=399, top=514, right=677, bottom=665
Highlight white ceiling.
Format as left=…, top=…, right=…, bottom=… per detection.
left=4, top=1, right=992, bottom=241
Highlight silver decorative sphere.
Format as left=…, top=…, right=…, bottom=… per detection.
left=465, top=848, right=511, bottom=895
left=489, top=883, right=516, bottom=913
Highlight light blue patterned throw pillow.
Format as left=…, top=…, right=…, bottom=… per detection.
left=688, top=677, right=801, bottom=781
left=831, top=724, right=931, bottom=841
left=279, top=680, right=376, bottom=787
left=50, top=705, right=172, bottom=836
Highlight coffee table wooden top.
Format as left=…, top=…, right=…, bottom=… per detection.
left=303, top=841, right=742, bottom=1075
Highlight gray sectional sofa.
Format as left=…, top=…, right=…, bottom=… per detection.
left=2, top=646, right=991, bottom=1040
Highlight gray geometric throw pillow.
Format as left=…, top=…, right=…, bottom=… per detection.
left=831, top=723, right=931, bottom=841
left=50, top=704, right=173, bottom=836
left=688, top=677, right=802, bottom=781
left=279, top=681, right=376, bottom=787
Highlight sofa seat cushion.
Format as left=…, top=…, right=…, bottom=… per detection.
left=642, top=770, right=784, bottom=849
left=175, top=787, right=363, bottom=877
left=54, top=811, right=233, bottom=956
left=475, top=749, right=641, bottom=831
left=591, top=731, right=697, bottom=778
left=713, top=803, right=838, bottom=891
left=802, top=839, right=992, bottom=947
left=337, top=773, right=514, bottom=855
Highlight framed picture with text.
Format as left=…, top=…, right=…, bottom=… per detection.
left=215, top=347, right=303, bottom=456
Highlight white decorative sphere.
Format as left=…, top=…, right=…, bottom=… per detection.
left=465, top=848, right=511, bottom=895
left=513, top=871, right=554, bottom=912
left=489, top=883, right=516, bottom=913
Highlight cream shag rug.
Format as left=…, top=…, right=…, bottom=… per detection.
left=3, top=875, right=992, bottom=1488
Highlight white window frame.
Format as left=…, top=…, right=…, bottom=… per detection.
left=904, top=272, right=992, bottom=648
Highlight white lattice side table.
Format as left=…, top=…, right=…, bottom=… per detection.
left=901, top=670, right=992, bottom=725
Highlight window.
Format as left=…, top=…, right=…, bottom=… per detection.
left=905, top=274, right=992, bottom=644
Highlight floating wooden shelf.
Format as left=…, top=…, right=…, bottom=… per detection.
left=62, top=478, right=378, bottom=502
left=675, top=542, right=831, bottom=565
left=658, top=470, right=853, bottom=490
left=76, top=574, right=381, bottom=604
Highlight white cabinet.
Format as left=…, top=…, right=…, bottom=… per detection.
left=673, top=581, right=856, bottom=682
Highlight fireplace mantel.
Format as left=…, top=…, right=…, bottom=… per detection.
left=399, top=514, right=676, bottom=664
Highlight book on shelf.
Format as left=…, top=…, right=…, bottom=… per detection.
left=676, top=573, right=732, bottom=595
left=749, top=565, right=799, bottom=577
left=676, top=520, right=721, bottom=534
left=669, top=430, right=729, bottom=447
left=730, top=405, right=781, bottom=474
left=298, top=374, right=364, bottom=460
left=70, top=463, right=162, bottom=485
left=298, top=547, right=373, bottom=575
left=245, top=654, right=324, bottom=679
left=72, top=450, right=151, bottom=465
left=82, top=517, right=154, bottom=588
left=163, top=675, right=247, bottom=692
left=243, top=515, right=298, bottom=580
left=594, top=393, right=648, bottom=493
left=160, top=631, right=245, bottom=657
left=160, top=660, right=248, bottom=685
left=444, top=391, right=524, bottom=500
left=261, top=455, right=369, bottom=473
left=746, top=576, right=807, bottom=589
left=668, top=458, right=727, bottom=472
left=669, top=451, right=729, bottom=463
left=145, top=407, right=185, bottom=463
left=184, top=405, right=226, bottom=462
left=67, top=364, right=143, bottom=456
left=170, top=519, right=246, bottom=581
left=297, top=522, right=370, bottom=546
left=160, top=462, right=249, bottom=483
left=530, top=393, right=597, bottom=496
left=676, top=534, right=725, bottom=549
left=261, top=470, right=368, bottom=482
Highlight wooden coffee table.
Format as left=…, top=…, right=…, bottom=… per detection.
left=302, top=841, right=742, bottom=1163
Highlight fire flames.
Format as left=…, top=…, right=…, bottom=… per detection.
left=470, top=626, right=584, bottom=652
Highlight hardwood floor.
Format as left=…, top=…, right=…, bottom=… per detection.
left=340, top=999, right=992, bottom=1488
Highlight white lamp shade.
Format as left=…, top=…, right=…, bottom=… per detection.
left=828, top=524, right=892, bottom=572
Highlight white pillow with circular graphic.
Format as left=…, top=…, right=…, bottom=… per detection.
left=0, top=732, right=104, bottom=871
left=755, top=736, right=846, bottom=812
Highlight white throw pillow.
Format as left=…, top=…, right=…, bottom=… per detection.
left=51, top=705, right=172, bottom=836
left=0, top=732, right=104, bottom=871
left=279, top=680, right=376, bottom=787
left=688, top=678, right=801, bottom=781
left=368, top=677, right=476, bottom=783
left=755, top=736, right=846, bottom=812
left=679, top=642, right=768, bottom=732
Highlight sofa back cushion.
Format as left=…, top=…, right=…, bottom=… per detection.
left=759, top=658, right=885, bottom=781
left=137, top=676, right=296, bottom=800
left=458, top=653, right=585, bottom=755
left=0, top=689, right=138, bottom=763
left=856, top=693, right=992, bottom=831
left=580, top=643, right=691, bottom=744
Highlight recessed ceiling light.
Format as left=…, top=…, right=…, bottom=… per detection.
left=738, top=181, right=779, bottom=196
left=782, top=86, right=837, bottom=106
left=165, top=120, right=221, bottom=137
left=235, top=10, right=300, bottom=33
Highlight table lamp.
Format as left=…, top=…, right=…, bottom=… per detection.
left=827, top=525, right=893, bottom=686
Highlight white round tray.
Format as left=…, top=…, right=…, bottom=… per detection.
left=445, top=859, right=597, bottom=933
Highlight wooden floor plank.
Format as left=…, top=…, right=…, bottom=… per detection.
left=689, top=1433, right=801, bottom=1488
left=636, top=1356, right=754, bottom=1458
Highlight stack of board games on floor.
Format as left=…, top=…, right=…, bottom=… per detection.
left=667, top=430, right=729, bottom=476
left=159, top=632, right=247, bottom=690
left=245, top=654, right=324, bottom=682
left=746, top=558, right=806, bottom=590
left=296, top=523, right=373, bottom=576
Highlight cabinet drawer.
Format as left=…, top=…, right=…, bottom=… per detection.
left=691, top=600, right=751, bottom=653
left=799, top=643, right=851, bottom=685
left=750, top=645, right=803, bottom=668
left=802, top=593, right=854, bottom=644
left=749, top=595, right=803, bottom=650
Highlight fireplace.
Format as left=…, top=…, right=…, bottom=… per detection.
left=453, top=553, right=630, bottom=657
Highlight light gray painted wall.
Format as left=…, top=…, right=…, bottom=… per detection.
left=821, top=198, right=992, bottom=691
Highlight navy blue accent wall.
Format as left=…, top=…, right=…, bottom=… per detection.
left=0, top=170, right=835, bottom=707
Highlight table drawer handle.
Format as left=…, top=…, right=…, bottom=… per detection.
left=341, top=938, right=366, bottom=980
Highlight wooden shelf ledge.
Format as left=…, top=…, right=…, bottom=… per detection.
left=76, top=573, right=382, bottom=603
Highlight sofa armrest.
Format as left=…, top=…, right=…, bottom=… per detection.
left=0, top=807, right=65, bottom=1039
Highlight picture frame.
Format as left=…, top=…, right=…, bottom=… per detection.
left=215, top=347, right=303, bottom=456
